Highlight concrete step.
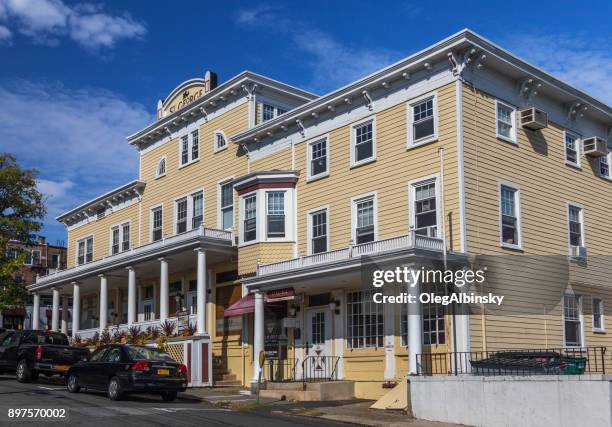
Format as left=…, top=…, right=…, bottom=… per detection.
left=261, top=381, right=355, bottom=402
left=214, top=379, right=242, bottom=387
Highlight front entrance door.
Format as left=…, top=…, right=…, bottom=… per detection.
left=304, top=308, right=332, bottom=381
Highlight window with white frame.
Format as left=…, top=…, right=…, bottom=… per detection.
left=111, top=223, right=130, bottom=254
left=262, top=103, right=286, bottom=122
left=111, top=226, right=120, bottom=255
left=564, top=131, right=580, bottom=165
left=347, top=290, right=383, bottom=348
left=308, top=137, right=328, bottom=179
left=412, top=179, right=438, bottom=237
left=599, top=151, right=611, bottom=178
left=121, top=223, right=130, bottom=251
left=151, top=206, right=163, bottom=242
left=409, top=95, right=436, bottom=145
left=309, top=208, right=328, bottom=254
left=496, top=101, right=516, bottom=143
left=568, top=204, right=584, bottom=248
left=563, top=294, right=583, bottom=347
left=400, top=302, right=446, bottom=346
left=219, top=181, right=233, bottom=230
left=266, top=191, right=285, bottom=238
left=77, top=236, right=93, bottom=265
left=156, top=157, right=166, bottom=178
left=176, top=197, right=188, bottom=233
left=192, top=191, right=203, bottom=229
left=351, top=119, right=375, bottom=166
left=592, top=297, right=604, bottom=332
left=214, top=131, right=227, bottom=151
left=243, top=194, right=257, bottom=242
left=500, top=184, right=520, bottom=247
left=354, top=196, right=375, bottom=244
left=175, top=191, right=203, bottom=233
left=179, top=130, right=199, bottom=166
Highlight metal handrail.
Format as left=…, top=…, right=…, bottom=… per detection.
left=301, top=355, right=340, bottom=387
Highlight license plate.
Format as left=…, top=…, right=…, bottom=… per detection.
left=54, top=365, right=69, bottom=372
left=157, top=368, right=170, bottom=376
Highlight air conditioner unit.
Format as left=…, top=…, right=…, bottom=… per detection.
left=519, top=107, right=548, bottom=130
left=582, top=137, right=608, bottom=157
left=570, top=245, right=587, bottom=260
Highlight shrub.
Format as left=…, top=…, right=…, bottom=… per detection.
left=99, top=328, right=111, bottom=346
left=146, top=326, right=159, bottom=340
left=183, top=322, right=197, bottom=337
left=127, top=325, right=142, bottom=344
left=160, top=319, right=176, bottom=337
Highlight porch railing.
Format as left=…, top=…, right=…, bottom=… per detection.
left=74, top=314, right=198, bottom=341
left=264, top=358, right=299, bottom=382
left=417, top=347, right=607, bottom=376
left=302, top=355, right=340, bottom=385
left=34, top=226, right=232, bottom=287
left=257, top=232, right=444, bottom=276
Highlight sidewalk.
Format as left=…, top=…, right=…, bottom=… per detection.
left=186, top=387, right=466, bottom=427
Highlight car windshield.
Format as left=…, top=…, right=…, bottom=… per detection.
left=24, top=332, right=69, bottom=345
left=126, top=346, right=176, bottom=362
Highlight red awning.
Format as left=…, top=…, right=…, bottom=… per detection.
left=224, top=294, right=254, bottom=317
left=265, top=288, right=295, bottom=302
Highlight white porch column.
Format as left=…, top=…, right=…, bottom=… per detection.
left=72, top=282, right=80, bottom=338
left=51, top=287, right=60, bottom=332
left=32, top=293, right=40, bottom=330
left=383, top=286, right=396, bottom=380
left=407, top=280, right=422, bottom=375
left=99, top=274, right=108, bottom=331
left=159, top=258, right=169, bottom=321
left=127, top=267, right=136, bottom=325
left=61, top=295, right=69, bottom=334
left=195, top=249, right=207, bottom=335
left=252, top=290, right=265, bottom=383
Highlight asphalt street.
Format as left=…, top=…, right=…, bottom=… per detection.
left=0, top=375, right=356, bottom=426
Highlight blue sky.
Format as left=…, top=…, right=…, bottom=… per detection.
left=1, top=0, right=611, bottom=245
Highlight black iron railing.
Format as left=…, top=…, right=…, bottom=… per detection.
left=264, top=358, right=299, bottom=382
left=302, top=355, right=340, bottom=385
left=417, top=347, right=607, bottom=376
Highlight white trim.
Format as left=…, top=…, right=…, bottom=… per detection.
left=406, top=91, right=438, bottom=148
left=408, top=174, right=442, bottom=238
left=108, top=220, right=131, bottom=256
left=149, top=203, right=164, bottom=243
left=213, top=129, right=228, bottom=153
left=306, top=134, right=330, bottom=182
left=306, top=205, right=330, bottom=255
left=155, top=156, right=167, bottom=179
left=455, top=80, right=467, bottom=253
left=598, top=150, right=612, bottom=180
left=264, top=189, right=295, bottom=242
left=495, top=99, right=518, bottom=145
left=498, top=180, right=522, bottom=250
left=591, top=296, right=605, bottom=333
left=562, top=292, right=585, bottom=348
left=566, top=201, right=586, bottom=255
left=75, top=234, right=94, bottom=266
left=173, top=188, right=205, bottom=235
left=217, top=177, right=235, bottom=230
left=563, top=130, right=581, bottom=168
left=177, top=126, right=200, bottom=169
left=350, top=115, right=377, bottom=168
left=238, top=190, right=258, bottom=246
left=350, top=192, right=378, bottom=244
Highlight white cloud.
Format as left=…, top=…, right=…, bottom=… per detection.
left=0, top=80, right=153, bottom=240
left=0, top=0, right=146, bottom=50
left=235, top=5, right=401, bottom=93
left=0, top=24, right=11, bottom=41
left=504, top=33, right=612, bottom=105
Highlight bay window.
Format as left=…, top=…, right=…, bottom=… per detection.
left=266, top=191, right=285, bottom=238
left=243, top=194, right=257, bottom=242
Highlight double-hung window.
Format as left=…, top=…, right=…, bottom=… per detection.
left=192, top=191, right=203, bottom=229
left=308, top=137, right=328, bottom=179
left=500, top=184, right=520, bottom=248
left=413, top=179, right=438, bottom=237
left=191, top=129, right=199, bottom=160
left=220, top=181, right=233, bottom=230
left=176, top=197, right=188, bottom=233
left=180, top=135, right=189, bottom=166
left=111, top=226, right=120, bottom=255
left=121, top=223, right=130, bottom=251
left=309, top=208, right=328, bottom=254
left=599, top=151, right=611, bottom=178
left=352, top=119, right=375, bottom=166
left=565, top=131, right=580, bottom=166
left=152, top=207, right=163, bottom=242
left=346, top=290, right=383, bottom=348
left=496, top=101, right=516, bottom=143
left=77, top=236, right=93, bottom=265
left=409, top=95, right=436, bottom=145
left=243, top=194, right=257, bottom=242
left=179, top=130, right=200, bottom=166
left=354, top=196, right=375, bottom=244
left=266, top=192, right=285, bottom=238
left=568, top=204, right=584, bottom=248
left=111, top=223, right=130, bottom=254
left=592, top=298, right=604, bottom=332
left=563, top=294, right=583, bottom=347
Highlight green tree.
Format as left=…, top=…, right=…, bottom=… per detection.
left=0, top=153, right=46, bottom=310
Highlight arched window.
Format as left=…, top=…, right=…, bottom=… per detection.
left=156, top=157, right=166, bottom=178
left=214, top=130, right=227, bottom=152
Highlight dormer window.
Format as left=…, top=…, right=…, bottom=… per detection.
left=262, top=103, right=287, bottom=122
left=156, top=157, right=166, bottom=178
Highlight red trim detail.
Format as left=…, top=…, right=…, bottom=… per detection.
left=201, top=343, right=209, bottom=384
left=237, top=181, right=296, bottom=195
left=187, top=343, right=192, bottom=383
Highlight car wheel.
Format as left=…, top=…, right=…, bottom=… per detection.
left=67, top=373, right=80, bottom=393
left=161, top=391, right=177, bottom=402
left=108, top=377, right=123, bottom=401
left=16, top=359, right=31, bottom=383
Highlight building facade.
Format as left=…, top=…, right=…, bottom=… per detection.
left=29, top=30, right=612, bottom=399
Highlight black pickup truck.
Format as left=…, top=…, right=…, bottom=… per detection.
left=0, top=330, right=91, bottom=382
